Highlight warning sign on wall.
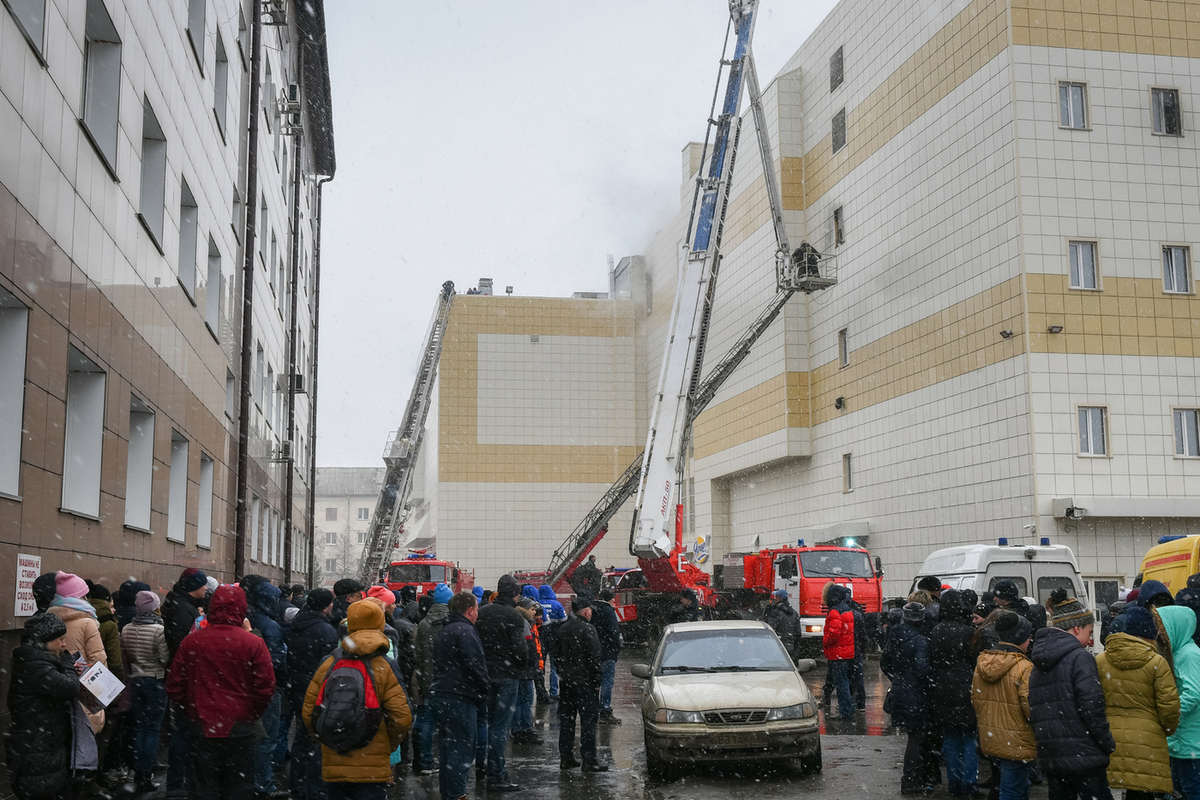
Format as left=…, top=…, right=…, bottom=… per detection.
left=15, top=553, right=41, bottom=616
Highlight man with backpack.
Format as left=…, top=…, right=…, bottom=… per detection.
left=302, top=600, right=412, bottom=800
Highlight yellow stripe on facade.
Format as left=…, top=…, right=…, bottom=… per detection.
left=1011, top=0, right=1200, bottom=58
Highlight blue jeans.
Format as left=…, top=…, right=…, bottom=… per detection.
left=942, top=728, right=979, bottom=795
left=997, top=759, right=1031, bottom=800
left=273, top=690, right=293, bottom=766
left=413, top=704, right=435, bottom=771
left=166, top=702, right=191, bottom=794
left=432, top=695, right=479, bottom=800
left=827, top=659, right=854, bottom=718
left=486, top=678, right=519, bottom=783
left=1173, top=757, right=1200, bottom=800
left=513, top=680, right=534, bottom=733
left=549, top=656, right=559, bottom=697
left=325, top=782, right=386, bottom=800
left=131, top=678, right=168, bottom=778
left=254, top=692, right=282, bottom=793
left=599, top=660, right=616, bottom=712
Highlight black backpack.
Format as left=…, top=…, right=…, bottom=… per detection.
left=311, top=650, right=384, bottom=755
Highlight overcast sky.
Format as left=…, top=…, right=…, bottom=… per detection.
left=317, top=1, right=839, bottom=467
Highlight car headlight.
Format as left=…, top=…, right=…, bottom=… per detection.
left=653, top=709, right=705, bottom=724
left=767, top=703, right=817, bottom=721
left=804, top=624, right=823, bottom=634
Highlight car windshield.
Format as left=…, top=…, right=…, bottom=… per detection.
left=799, top=551, right=873, bottom=578
left=658, top=629, right=793, bottom=673
left=388, top=563, right=447, bottom=583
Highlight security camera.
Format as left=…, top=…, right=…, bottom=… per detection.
left=1065, top=506, right=1086, bottom=521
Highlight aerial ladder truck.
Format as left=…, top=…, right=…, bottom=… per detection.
left=357, top=281, right=460, bottom=585
left=520, top=0, right=849, bottom=636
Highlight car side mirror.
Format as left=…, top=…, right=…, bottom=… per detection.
left=794, top=658, right=816, bottom=674
left=631, top=663, right=653, bottom=679
left=875, top=556, right=885, bottom=577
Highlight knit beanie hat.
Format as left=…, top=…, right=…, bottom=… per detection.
left=55, top=571, right=89, bottom=599
left=902, top=601, right=925, bottom=623
left=24, top=613, right=67, bottom=645
left=346, top=599, right=385, bottom=633
left=497, top=574, right=521, bottom=601
left=572, top=595, right=593, bottom=613
left=333, top=578, right=365, bottom=598
left=366, top=586, right=396, bottom=606
left=472, top=585, right=485, bottom=601
left=995, top=611, right=1032, bottom=646
left=179, top=568, right=208, bottom=593
left=1122, top=606, right=1159, bottom=641
left=284, top=607, right=300, bottom=624
left=135, top=590, right=161, bottom=614
left=917, top=576, right=942, bottom=593
left=433, top=582, right=453, bottom=604
left=87, top=582, right=111, bottom=602
left=305, top=588, right=334, bottom=611
left=994, top=579, right=1021, bottom=602
left=32, top=573, right=58, bottom=610
left=206, top=576, right=219, bottom=594
left=1050, top=595, right=1093, bottom=628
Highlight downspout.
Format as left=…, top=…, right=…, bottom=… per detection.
left=235, top=0, right=264, bottom=580
left=307, top=176, right=332, bottom=587
left=283, top=126, right=303, bottom=583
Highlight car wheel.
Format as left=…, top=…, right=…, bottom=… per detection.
left=801, top=741, right=823, bottom=774
left=644, top=736, right=673, bottom=782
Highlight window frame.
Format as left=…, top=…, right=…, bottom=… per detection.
left=1058, top=81, right=1089, bottom=130
left=197, top=453, right=214, bottom=549
left=829, top=46, right=844, bottom=93
left=124, top=395, right=155, bottom=532
left=137, top=98, right=168, bottom=252
left=0, top=290, right=29, bottom=499
left=325, top=506, right=338, bottom=522
left=186, top=0, right=205, bottom=72
left=166, top=430, right=189, bottom=542
left=1173, top=407, right=1200, bottom=459
left=838, top=327, right=849, bottom=368
left=842, top=452, right=853, bottom=493
left=80, top=0, right=122, bottom=178
left=1077, top=405, right=1109, bottom=458
left=832, top=108, right=847, bottom=154
left=1151, top=86, right=1183, bottom=137
left=833, top=206, right=844, bottom=247
left=62, top=347, right=107, bottom=519
left=213, top=33, right=230, bottom=139
left=1162, top=243, right=1192, bottom=295
left=357, top=507, right=370, bottom=521
left=178, top=178, right=199, bottom=302
left=1068, top=239, right=1100, bottom=291
left=3, top=0, right=48, bottom=64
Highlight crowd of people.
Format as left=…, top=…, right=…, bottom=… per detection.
left=876, top=573, right=1200, bottom=800
left=6, top=567, right=625, bottom=800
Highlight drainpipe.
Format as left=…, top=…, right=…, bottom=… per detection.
left=235, top=0, right=264, bottom=581
left=283, top=124, right=303, bottom=583
left=307, top=176, right=332, bottom=587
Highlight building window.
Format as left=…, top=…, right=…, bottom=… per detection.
left=842, top=453, right=853, bottom=493
left=225, top=369, right=236, bottom=419
left=255, top=344, right=264, bottom=408
left=1058, top=82, right=1087, bottom=129
left=1151, top=88, right=1182, bottom=136
left=62, top=347, right=106, bottom=517
left=0, top=289, right=29, bottom=498
left=186, top=0, right=205, bottom=68
left=833, top=206, right=844, bottom=247
left=4, top=0, right=46, bottom=59
left=205, top=236, right=221, bottom=335
left=237, top=7, right=248, bottom=65
left=326, top=507, right=338, bottom=521
left=232, top=188, right=243, bottom=242
left=213, top=35, right=229, bottom=136
left=325, top=558, right=337, bottom=574
left=265, top=365, right=274, bottom=425
left=124, top=396, right=154, bottom=530
left=838, top=328, right=849, bottom=368
left=1078, top=406, right=1107, bottom=457
left=138, top=99, right=168, bottom=248
left=1163, top=245, right=1191, bottom=294
left=167, top=431, right=189, bottom=542
left=1069, top=241, right=1098, bottom=290
left=250, top=495, right=260, bottom=561
left=197, top=454, right=214, bottom=548
left=830, top=46, right=843, bottom=92
left=357, top=530, right=365, bottom=544
left=358, top=507, right=370, bottom=520
left=81, top=0, right=121, bottom=172
left=259, top=198, right=268, bottom=262
left=1175, top=409, right=1200, bottom=457
left=832, top=108, right=847, bottom=154
left=178, top=179, right=199, bottom=300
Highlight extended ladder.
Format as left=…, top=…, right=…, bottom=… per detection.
left=358, top=281, right=456, bottom=583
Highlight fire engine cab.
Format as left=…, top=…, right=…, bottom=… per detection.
left=380, top=551, right=474, bottom=597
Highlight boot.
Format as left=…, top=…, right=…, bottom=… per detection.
left=560, top=756, right=581, bottom=769
left=581, top=761, right=609, bottom=773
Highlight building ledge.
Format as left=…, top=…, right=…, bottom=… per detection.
left=695, top=426, right=811, bottom=481
left=1050, top=497, right=1200, bottom=519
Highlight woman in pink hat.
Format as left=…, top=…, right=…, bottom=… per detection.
left=46, top=571, right=107, bottom=667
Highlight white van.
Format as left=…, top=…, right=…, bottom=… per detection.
left=910, top=541, right=1087, bottom=607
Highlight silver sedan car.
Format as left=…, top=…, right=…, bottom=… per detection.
left=631, top=620, right=822, bottom=780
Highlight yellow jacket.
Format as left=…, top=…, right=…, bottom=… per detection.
left=971, top=646, right=1036, bottom=761
left=1095, top=633, right=1179, bottom=794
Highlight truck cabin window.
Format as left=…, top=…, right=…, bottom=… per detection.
left=776, top=555, right=798, bottom=580
left=388, top=563, right=448, bottom=583
left=799, top=551, right=872, bottom=578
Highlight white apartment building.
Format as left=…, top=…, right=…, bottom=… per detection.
left=314, top=466, right=384, bottom=586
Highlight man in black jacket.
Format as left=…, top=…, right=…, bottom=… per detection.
left=161, top=567, right=207, bottom=799
left=592, top=589, right=622, bottom=724
left=329, top=578, right=365, bottom=627
left=1028, top=595, right=1115, bottom=800
left=995, top=579, right=1047, bottom=633
left=285, top=589, right=337, bottom=800
left=556, top=597, right=608, bottom=773
left=474, top=575, right=527, bottom=792
left=431, top=592, right=490, bottom=800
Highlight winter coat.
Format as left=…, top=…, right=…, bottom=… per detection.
left=538, top=585, right=565, bottom=625
left=120, top=613, right=171, bottom=679
left=971, top=645, right=1036, bottom=761
left=881, top=622, right=929, bottom=731
left=763, top=600, right=800, bottom=656
left=555, top=615, right=602, bottom=688
left=823, top=586, right=856, bottom=661
left=591, top=600, right=621, bottom=662
left=928, top=591, right=978, bottom=731
left=1159, top=605, right=1200, bottom=759
left=1094, top=632, right=1179, bottom=793
left=476, top=598, right=528, bottom=680
left=161, top=585, right=203, bottom=658
left=165, top=586, right=276, bottom=738
left=430, top=614, right=490, bottom=703
left=285, top=608, right=339, bottom=708
left=47, top=602, right=106, bottom=666
left=1174, top=587, right=1200, bottom=649
left=302, top=629, right=413, bottom=783
left=87, top=598, right=124, bottom=679
left=390, top=609, right=417, bottom=686
left=413, top=602, right=450, bottom=703
left=1028, top=625, right=1115, bottom=773
left=245, top=579, right=288, bottom=690
left=5, top=645, right=82, bottom=799
left=114, top=580, right=150, bottom=630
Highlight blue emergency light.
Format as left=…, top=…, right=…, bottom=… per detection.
left=1040, top=537, right=1050, bottom=546
left=998, top=537, right=1008, bottom=546
left=797, top=539, right=806, bottom=547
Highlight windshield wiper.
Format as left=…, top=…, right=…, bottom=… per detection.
left=659, top=665, right=710, bottom=672
left=703, top=665, right=771, bottom=672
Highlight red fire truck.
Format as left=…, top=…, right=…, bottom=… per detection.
left=380, top=551, right=474, bottom=598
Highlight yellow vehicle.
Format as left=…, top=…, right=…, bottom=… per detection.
left=1137, top=535, right=1200, bottom=593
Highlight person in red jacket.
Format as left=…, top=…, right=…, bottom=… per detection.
left=166, top=584, right=275, bottom=800
left=822, top=583, right=856, bottom=720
